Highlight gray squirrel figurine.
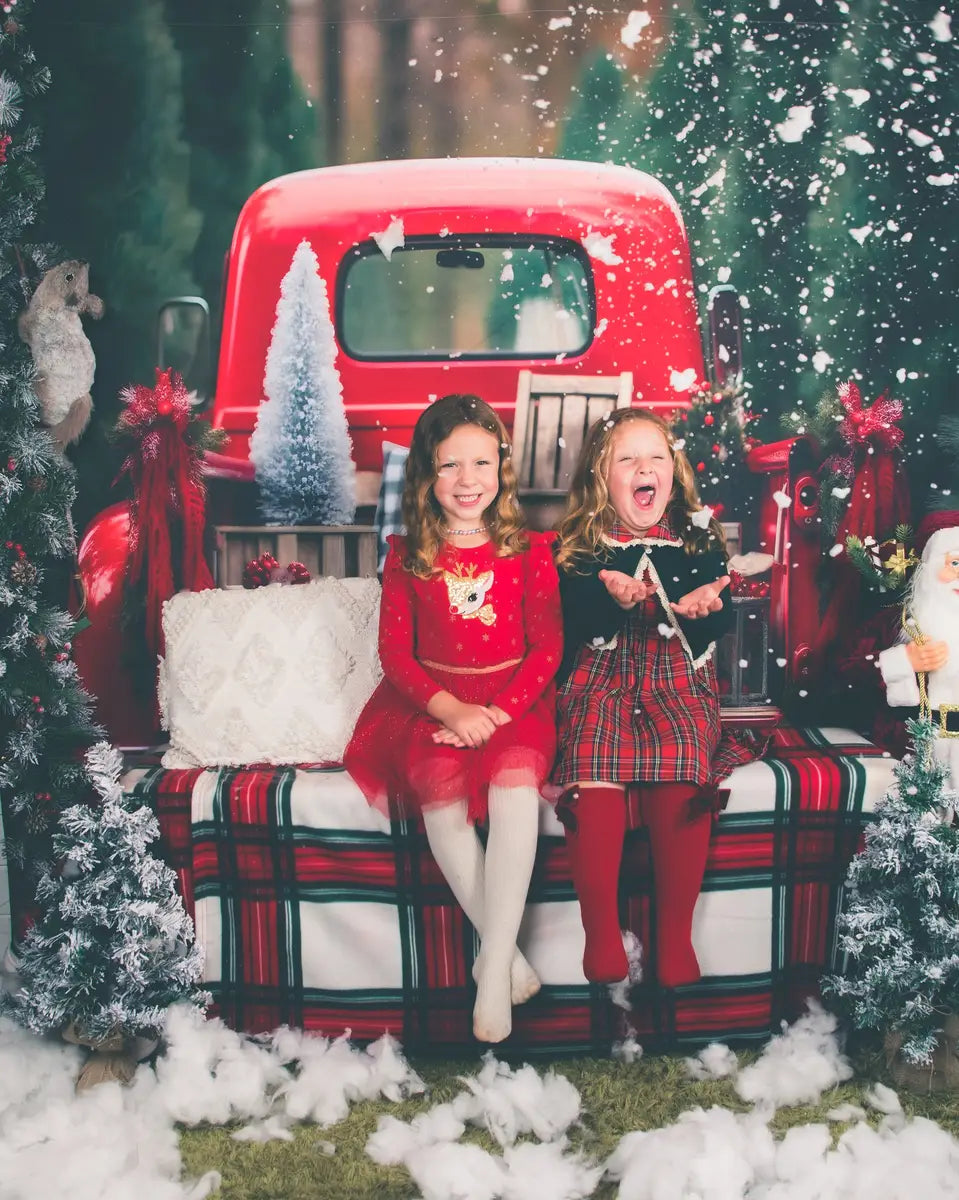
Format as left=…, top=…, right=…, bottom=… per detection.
left=18, top=260, right=104, bottom=452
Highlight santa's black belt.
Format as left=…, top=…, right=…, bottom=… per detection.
left=931, top=708, right=959, bottom=736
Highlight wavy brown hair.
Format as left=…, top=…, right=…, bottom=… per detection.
left=555, top=407, right=726, bottom=570
left=401, top=394, right=528, bottom=578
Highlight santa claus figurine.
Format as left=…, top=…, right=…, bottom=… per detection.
left=879, top=511, right=959, bottom=792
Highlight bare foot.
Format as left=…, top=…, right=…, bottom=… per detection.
left=473, top=949, right=541, bottom=1005
left=473, top=964, right=512, bottom=1043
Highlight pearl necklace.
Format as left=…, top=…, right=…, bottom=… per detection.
left=443, top=525, right=486, bottom=536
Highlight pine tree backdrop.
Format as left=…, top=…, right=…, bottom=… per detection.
left=27, top=0, right=319, bottom=537
left=559, top=0, right=957, bottom=505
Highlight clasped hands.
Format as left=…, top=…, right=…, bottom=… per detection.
left=598, top=569, right=731, bottom=618
left=906, top=640, right=950, bottom=673
left=428, top=691, right=512, bottom=748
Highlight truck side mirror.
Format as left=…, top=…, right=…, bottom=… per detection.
left=157, top=297, right=211, bottom=407
left=706, top=284, right=743, bottom=391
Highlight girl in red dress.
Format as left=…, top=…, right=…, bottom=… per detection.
left=553, top=408, right=753, bottom=989
left=345, top=394, right=562, bottom=1043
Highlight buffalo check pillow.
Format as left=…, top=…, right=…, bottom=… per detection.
left=158, top=577, right=382, bottom=768
left=374, top=441, right=409, bottom=570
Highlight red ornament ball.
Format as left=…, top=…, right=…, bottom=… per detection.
left=711, top=444, right=721, bottom=454
left=704, top=413, right=715, bottom=426
left=696, top=461, right=706, bottom=472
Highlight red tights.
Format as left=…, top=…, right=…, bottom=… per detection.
left=640, top=781, right=711, bottom=987
left=561, top=781, right=711, bottom=987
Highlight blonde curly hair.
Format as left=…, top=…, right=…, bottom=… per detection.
left=401, top=394, right=528, bottom=578
left=555, top=407, right=725, bottom=570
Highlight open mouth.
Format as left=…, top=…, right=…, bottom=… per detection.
left=633, top=484, right=656, bottom=511
left=455, top=493, right=482, bottom=506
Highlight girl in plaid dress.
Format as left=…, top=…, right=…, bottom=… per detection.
left=345, top=395, right=562, bottom=1043
left=553, top=408, right=750, bottom=988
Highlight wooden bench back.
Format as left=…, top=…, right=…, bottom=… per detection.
left=511, top=370, right=634, bottom=494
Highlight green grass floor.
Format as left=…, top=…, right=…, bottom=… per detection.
left=179, top=1047, right=959, bottom=1200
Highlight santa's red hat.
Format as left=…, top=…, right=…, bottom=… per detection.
left=916, top=510, right=959, bottom=558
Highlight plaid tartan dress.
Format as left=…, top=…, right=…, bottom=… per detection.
left=555, top=594, right=722, bottom=785
left=554, top=520, right=755, bottom=788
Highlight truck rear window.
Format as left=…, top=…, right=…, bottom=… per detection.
left=337, top=236, right=594, bottom=360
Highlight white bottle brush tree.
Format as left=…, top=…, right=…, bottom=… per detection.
left=1, top=743, right=207, bottom=1052
left=250, top=239, right=356, bottom=526
left=823, top=718, right=959, bottom=1067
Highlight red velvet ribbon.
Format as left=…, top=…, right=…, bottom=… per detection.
left=118, top=369, right=214, bottom=658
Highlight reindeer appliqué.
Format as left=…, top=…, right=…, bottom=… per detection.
left=442, top=561, right=496, bottom=626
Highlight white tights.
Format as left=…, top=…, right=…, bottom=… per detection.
left=422, top=784, right=541, bottom=1042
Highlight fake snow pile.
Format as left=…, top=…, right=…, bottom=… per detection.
left=0, top=1005, right=423, bottom=1200
left=3, top=1004, right=959, bottom=1199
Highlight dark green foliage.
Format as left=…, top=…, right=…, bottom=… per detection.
left=164, top=0, right=319, bottom=315
left=803, top=0, right=957, bottom=432
left=31, top=0, right=201, bottom=405
left=0, top=1, right=102, bottom=933
left=670, top=380, right=755, bottom=519
left=558, top=50, right=624, bottom=162
left=557, top=2, right=958, bottom=455
left=28, top=0, right=201, bottom=531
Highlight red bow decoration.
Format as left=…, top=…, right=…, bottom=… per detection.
left=242, top=553, right=311, bottom=589
left=825, top=380, right=904, bottom=479
left=115, top=369, right=215, bottom=658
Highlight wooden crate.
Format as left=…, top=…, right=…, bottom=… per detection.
left=214, top=525, right=379, bottom=586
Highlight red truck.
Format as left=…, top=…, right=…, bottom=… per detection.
left=73, top=158, right=820, bottom=744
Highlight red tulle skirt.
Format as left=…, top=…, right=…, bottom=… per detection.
left=344, top=664, right=556, bottom=825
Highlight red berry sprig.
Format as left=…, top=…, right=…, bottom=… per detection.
left=242, top=552, right=312, bottom=588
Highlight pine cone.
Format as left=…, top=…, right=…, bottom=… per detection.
left=9, top=558, right=37, bottom=586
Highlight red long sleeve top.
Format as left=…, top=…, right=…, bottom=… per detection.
left=378, top=531, right=562, bottom=719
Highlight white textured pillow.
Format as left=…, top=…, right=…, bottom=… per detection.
left=158, top=577, right=382, bottom=768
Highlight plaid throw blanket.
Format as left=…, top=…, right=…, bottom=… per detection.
left=124, top=726, right=895, bottom=1055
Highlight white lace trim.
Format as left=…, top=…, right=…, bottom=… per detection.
left=600, top=533, right=683, bottom=549
left=631, top=551, right=715, bottom=672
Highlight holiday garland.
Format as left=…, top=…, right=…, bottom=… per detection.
left=844, top=525, right=916, bottom=598
left=783, top=378, right=907, bottom=541
left=671, top=378, right=757, bottom=519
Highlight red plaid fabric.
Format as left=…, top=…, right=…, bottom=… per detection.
left=120, top=725, right=896, bottom=1055
left=555, top=595, right=725, bottom=785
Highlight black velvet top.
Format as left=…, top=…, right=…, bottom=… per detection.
left=558, top=536, right=733, bottom=683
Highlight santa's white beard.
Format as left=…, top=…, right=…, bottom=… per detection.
left=911, top=567, right=959, bottom=686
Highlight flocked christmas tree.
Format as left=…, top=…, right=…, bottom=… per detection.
left=823, top=718, right=959, bottom=1065
left=2, top=742, right=206, bottom=1042
left=250, top=239, right=356, bottom=526
left=0, top=0, right=102, bottom=935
